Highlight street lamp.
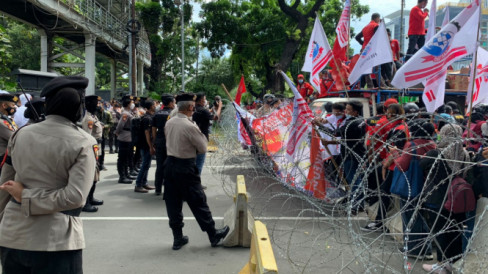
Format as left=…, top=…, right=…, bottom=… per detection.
left=175, top=0, right=185, bottom=91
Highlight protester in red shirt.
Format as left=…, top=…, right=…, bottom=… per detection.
left=355, top=13, right=381, bottom=50
left=386, top=28, right=402, bottom=72
left=406, top=0, right=429, bottom=61
left=318, top=70, right=337, bottom=98
left=296, top=74, right=314, bottom=101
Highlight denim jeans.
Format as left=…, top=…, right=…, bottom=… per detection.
left=195, top=153, right=206, bottom=176
left=343, top=158, right=363, bottom=208
left=463, top=208, right=477, bottom=252
left=400, top=199, right=432, bottom=256
left=135, top=148, right=152, bottom=187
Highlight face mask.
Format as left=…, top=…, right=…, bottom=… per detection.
left=335, top=114, right=344, bottom=119
left=6, top=106, right=16, bottom=115
left=298, top=80, right=304, bottom=84
left=130, top=103, right=135, bottom=110
left=345, top=114, right=352, bottom=119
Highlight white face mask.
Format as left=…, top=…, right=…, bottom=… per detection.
left=130, top=103, right=135, bottom=110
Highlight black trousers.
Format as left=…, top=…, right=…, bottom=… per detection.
left=117, top=141, right=132, bottom=177
left=406, top=35, right=426, bottom=61
left=163, top=156, right=215, bottom=233
left=154, top=143, right=168, bottom=193
left=0, top=247, right=82, bottom=274
left=108, top=127, right=118, bottom=152
left=99, top=137, right=106, bottom=166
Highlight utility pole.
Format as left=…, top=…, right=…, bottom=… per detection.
left=400, top=0, right=405, bottom=54
left=175, top=0, right=185, bottom=91
left=130, top=0, right=137, bottom=96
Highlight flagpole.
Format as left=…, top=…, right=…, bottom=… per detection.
left=467, top=5, right=482, bottom=132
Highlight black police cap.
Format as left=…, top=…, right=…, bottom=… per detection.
left=175, top=93, right=196, bottom=103
left=40, top=76, right=89, bottom=98
left=0, top=93, right=19, bottom=103
left=85, top=95, right=101, bottom=103
left=24, top=98, right=45, bottom=119
left=121, top=95, right=134, bottom=102
left=161, top=93, right=174, bottom=101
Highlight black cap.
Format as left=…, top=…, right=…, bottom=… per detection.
left=40, top=76, right=88, bottom=98
left=0, top=93, right=19, bottom=103
left=175, top=93, right=196, bottom=103
left=24, top=98, right=45, bottom=119
left=121, top=94, right=134, bottom=103
left=161, top=93, right=174, bottom=101
left=85, top=95, right=101, bottom=103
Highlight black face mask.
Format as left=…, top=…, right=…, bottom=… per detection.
left=6, top=106, right=16, bottom=116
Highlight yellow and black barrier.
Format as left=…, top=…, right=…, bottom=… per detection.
left=239, top=220, right=278, bottom=274
left=223, top=175, right=253, bottom=247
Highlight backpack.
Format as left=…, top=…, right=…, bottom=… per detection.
left=444, top=176, right=476, bottom=214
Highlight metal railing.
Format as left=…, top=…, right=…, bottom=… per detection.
left=58, top=0, right=151, bottom=63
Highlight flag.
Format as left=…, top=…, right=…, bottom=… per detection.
left=304, top=128, right=327, bottom=199
left=392, top=1, right=480, bottom=88
left=302, top=17, right=333, bottom=90
left=348, top=21, right=393, bottom=84
left=335, top=0, right=350, bottom=48
left=279, top=71, right=314, bottom=162
left=422, top=70, right=447, bottom=112
left=467, top=47, right=488, bottom=107
left=426, top=0, right=437, bottom=42
left=233, top=102, right=255, bottom=146
left=442, top=6, right=450, bottom=27
left=234, top=75, right=246, bottom=105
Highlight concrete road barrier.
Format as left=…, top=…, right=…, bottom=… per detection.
left=239, top=220, right=278, bottom=274
left=223, top=175, right=253, bottom=247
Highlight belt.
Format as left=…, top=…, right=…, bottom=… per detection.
left=167, top=156, right=196, bottom=164
left=10, top=198, right=82, bottom=217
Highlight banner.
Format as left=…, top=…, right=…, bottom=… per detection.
left=422, top=70, right=447, bottom=112
left=302, top=17, right=333, bottom=90
left=348, top=21, right=393, bottom=84
left=335, top=0, right=350, bottom=48
left=392, top=1, right=480, bottom=88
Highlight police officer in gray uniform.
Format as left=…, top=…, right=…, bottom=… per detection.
left=0, top=94, right=18, bottom=175
left=81, top=95, right=104, bottom=212
left=0, top=76, right=97, bottom=273
left=164, top=93, right=229, bottom=250
left=115, top=95, right=135, bottom=184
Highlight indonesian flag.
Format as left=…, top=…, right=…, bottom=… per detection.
left=335, top=0, right=350, bottom=48
left=302, top=17, right=333, bottom=90
left=233, top=102, right=254, bottom=146
left=442, top=6, right=450, bottom=27
left=279, top=71, right=314, bottom=162
left=234, top=75, right=246, bottom=105
left=467, top=47, right=488, bottom=107
left=348, top=21, right=393, bottom=84
left=426, top=0, right=437, bottom=42
left=392, top=0, right=480, bottom=88
left=422, top=70, right=447, bottom=112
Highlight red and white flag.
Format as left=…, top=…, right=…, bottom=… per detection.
left=467, top=47, right=488, bottom=107
left=279, top=71, right=314, bottom=162
left=233, top=102, right=254, bottom=146
left=422, top=70, right=447, bottom=112
left=234, top=75, right=246, bottom=105
left=335, top=0, right=350, bottom=48
left=348, top=21, right=393, bottom=84
left=302, top=17, right=333, bottom=90
left=442, top=6, right=450, bottom=27
left=392, top=0, right=480, bottom=88
left=426, top=0, right=437, bottom=42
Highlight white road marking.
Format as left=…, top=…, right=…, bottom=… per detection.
left=81, top=216, right=368, bottom=221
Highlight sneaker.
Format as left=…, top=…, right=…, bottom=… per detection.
left=422, top=263, right=452, bottom=274
left=361, top=222, right=383, bottom=232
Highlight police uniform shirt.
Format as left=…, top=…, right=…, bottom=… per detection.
left=152, top=107, right=172, bottom=146
left=0, top=115, right=97, bottom=251
left=115, top=109, right=133, bottom=142
left=165, top=113, right=207, bottom=159
left=0, top=114, right=18, bottom=155
left=82, top=112, right=103, bottom=140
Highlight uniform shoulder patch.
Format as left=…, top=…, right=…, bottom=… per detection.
left=87, top=120, right=94, bottom=129
left=93, top=144, right=99, bottom=161
left=3, top=120, right=15, bottom=131
left=122, top=114, right=128, bottom=121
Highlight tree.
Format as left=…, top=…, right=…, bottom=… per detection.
left=197, top=0, right=368, bottom=93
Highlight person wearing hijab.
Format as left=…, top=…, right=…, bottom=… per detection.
left=13, top=94, right=32, bottom=128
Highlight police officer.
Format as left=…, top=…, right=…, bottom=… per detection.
left=96, top=101, right=113, bottom=171
left=164, top=93, right=229, bottom=250
left=0, top=76, right=97, bottom=273
left=0, top=94, right=18, bottom=175
left=152, top=93, right=175, bottom=195
left=115, top=95, right=135, bottom=184
left=81, top=95, right=104, bottom=212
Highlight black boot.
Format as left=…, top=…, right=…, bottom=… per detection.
left=172, top=229, right=189, bottom=250
left=119, top=170, right=132, bottom=184
left=82, top=202, right=98, bottom=213
left=88, top=183, right=104, bottom=206
left=208, top=226, right=230, bottom=247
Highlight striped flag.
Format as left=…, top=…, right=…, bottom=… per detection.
left=426, top=0, right=437, bottom=42
left=302, top=17, right=333, bottom=90
left=467, top=47, right=488, bottom=107
left=422, top=70, right=447, bottom=112
left=392, top=0, right=480, bottom=88
left=335, top=0, right=351, bottom=48
left=279, top=71, right=314, bottom=162
left=233, top=102, right=254, bottom=146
